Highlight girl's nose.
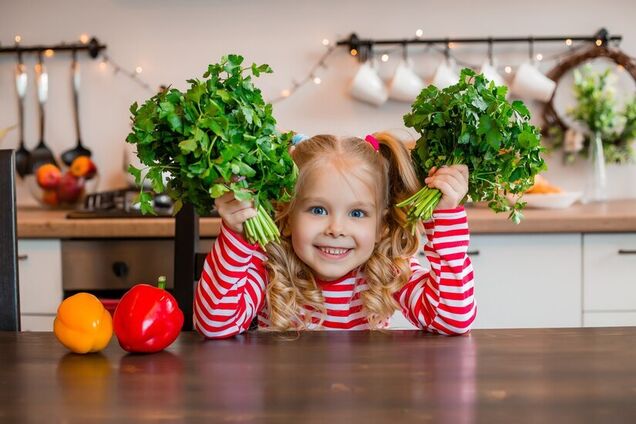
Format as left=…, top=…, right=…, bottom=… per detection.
left=325, top=217, right=345, bottom=237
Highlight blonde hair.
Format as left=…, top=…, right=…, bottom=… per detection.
left=264, top=132, right=422, bottom=330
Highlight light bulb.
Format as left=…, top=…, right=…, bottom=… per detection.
left=448, top=42, right=457, bottom=49
left=99, top=60, right=107, bottom=70
left=350, top=48, right=358, bottom=56
left=14, top=35, right=21, bottom=43
left=381, top=54, right=389, bottom=62
left=313, top=77, right=322, bottom=85
left=595, top=39, right=602, bottom=46
left=79, top=34, right=90, bottom=44
left=415, top=29, right=423, bottom=38
left=565, top=38, right=572, bottom=46
left=44, top=49, right=55, bottom=58
left=504, top=66, right=512, bottom=74
left=281, top=89, right=291, bottom=97
left=135, top=66, right=143, bottom=74
left=322, top=38, right=330, bottom=46
left=536, top=53, right=543, bottom=61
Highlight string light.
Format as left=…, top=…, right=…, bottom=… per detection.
left=135, top=66, right=143, bottom=74
left=79, top=34, right=90, bottom=44
left=595, top=39, right=603, bottom=46
left=448, top=42, right=457, bottom=49
left=504, top=66, right=512, bottom=74
left=565, top=38, right=573, bottom=46
left=415, top=29, right=423, bottom=38
left=313, top=76, right=322, bottom=85
left=281, top=89, right=291, bottom=97
left=99, top=59, right=107, bottom=70
left=350, top=48, right=358, bottom=56
left=536, top=53, right=543, bottom=61
left=617, top=64, right=625, bottom=72
left=381, top=53, right=389, bottom=62
left=14, top=35, right=21, bottom=43
left=44, top=49, right=55, bottom=58
left=322, top=38, right=330, bottom=46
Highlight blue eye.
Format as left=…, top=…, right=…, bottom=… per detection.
left=309, top=206, right=327, bottom=215
left=350, top=209, right=367, bottom=218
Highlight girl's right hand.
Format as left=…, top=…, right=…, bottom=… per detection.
left=215, top=192, right=258, bottom=236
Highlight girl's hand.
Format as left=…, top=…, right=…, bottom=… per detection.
left=425, top=164, right=469, bottom=210
left=215, top=192, right=257, bottom=236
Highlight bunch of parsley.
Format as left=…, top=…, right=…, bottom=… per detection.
left=399, top=68, right=546, bottom=226
left=126, top=55, right=297, bottom=248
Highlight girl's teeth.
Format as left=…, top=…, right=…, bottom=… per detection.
left=320, top=247, right=348, bottom=255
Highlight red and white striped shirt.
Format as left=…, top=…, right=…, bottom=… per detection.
left=194, top=207, right=476, bottom=338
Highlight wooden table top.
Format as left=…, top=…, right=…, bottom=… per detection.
left=1, top=328, right=635, bottom=423
left=15, top=199, right=636, bottom=238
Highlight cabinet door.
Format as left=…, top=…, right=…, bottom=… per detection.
left=469, top=234, right=582, bottom=329
left=583, top=233, right=636, bottom=312
left=18, top=239, right=63, bottom=315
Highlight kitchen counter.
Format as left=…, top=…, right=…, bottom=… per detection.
left=1, top=328, right=636, bottom=422
left=16, top=199, right=636, bottom=238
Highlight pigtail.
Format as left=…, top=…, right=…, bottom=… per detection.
left=360, top=132, right=422, bottom=328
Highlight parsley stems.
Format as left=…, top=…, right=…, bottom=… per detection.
left=244, top=203, right=280, bottom=249
left=397, top=187, right=443, bottom=230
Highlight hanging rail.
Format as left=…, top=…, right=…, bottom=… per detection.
left=0, top=37, right=106, bottom=59
left=337, top=28, right=621, bottom=61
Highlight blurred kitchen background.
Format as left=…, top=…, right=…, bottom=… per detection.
left=4, top=0, right=636, bottom=332
left=1, top=0, right=636, bottom=204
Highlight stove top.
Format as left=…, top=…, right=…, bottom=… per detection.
left=66, top=188, right=219, bottom=219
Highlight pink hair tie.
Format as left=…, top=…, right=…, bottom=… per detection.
left=364, top=134, right=379, bottom=151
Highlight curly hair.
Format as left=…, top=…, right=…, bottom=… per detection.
left=264, top=132, right=422, bottom=330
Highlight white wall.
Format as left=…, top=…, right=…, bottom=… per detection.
left=1, top=0, right=635, bottom=205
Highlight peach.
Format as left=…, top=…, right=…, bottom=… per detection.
left=70, top=156, right=97, bottom=179
left=36, top=164, right=62, bottom=190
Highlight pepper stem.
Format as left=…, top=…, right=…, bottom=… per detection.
left=157, top=275, right=167, bottom=290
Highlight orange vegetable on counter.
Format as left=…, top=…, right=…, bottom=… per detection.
left=53, top=293, right=113, bottom=354
left=526, top=175, right=563, bottom=194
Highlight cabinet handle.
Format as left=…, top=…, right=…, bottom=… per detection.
left=618, top=249, right=636, bottom=255
left=18, top=254, right=28, bottom=261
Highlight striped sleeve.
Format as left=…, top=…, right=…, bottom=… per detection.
left=193, top=222, right=268, bottom=339
left=395, top=206, right=476, bottom=335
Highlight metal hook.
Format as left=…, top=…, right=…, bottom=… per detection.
left=488, top=37, right=494, bottom=66
left=402, top=42, right=408, bottom=61
left=528, top=36, right=535, bottom=63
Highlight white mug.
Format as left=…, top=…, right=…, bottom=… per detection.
left=511, top=63, right=556, bottom=102
left=389, top=59, right=425, bottom=102
left=432, top=61, right=459, bottom=89
left=349, top=62, right=388, bottom=106
left=479, top=61, right=505, bottom=87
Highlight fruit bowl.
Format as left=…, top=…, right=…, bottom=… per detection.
left=27, top=156, right=99, bottom=208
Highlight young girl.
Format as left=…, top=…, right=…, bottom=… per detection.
left=194, top=133, right=475, bottom=337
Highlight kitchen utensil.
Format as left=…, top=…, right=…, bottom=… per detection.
left=510, top=62, right=556, bottom=102
left=61, top=50, right=91, bottom=166
left=14, top=53, right=32, bottom=177
left=30, top=53, right=58, bottom=171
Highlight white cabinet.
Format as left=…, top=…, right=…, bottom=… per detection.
left=469, top=234, right=582, bottom=329
left=583, top=233, right=636, bottom=325
left=17, top=239, right=62, bottom=331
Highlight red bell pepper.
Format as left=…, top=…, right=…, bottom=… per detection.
left=113, top=276, right=184, bottom=353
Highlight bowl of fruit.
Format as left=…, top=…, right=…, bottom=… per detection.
left=28, top=156, right=98, bottom=208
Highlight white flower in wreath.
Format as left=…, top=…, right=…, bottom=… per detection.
left=564, top=128, right=584, bottom=153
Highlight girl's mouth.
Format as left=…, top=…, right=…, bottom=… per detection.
left=315, top=246, right=352, bottom=260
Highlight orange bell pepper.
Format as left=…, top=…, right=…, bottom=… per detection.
left=54, top=293, right=113, bottom=354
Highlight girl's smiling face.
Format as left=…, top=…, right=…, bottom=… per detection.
left=288, top=161, right=383, bottom=282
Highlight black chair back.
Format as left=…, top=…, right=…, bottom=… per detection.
left=0, top=150, right=20, bottom=331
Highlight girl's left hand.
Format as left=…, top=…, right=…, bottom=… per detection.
left=425, top=164, right=469, bottom=210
